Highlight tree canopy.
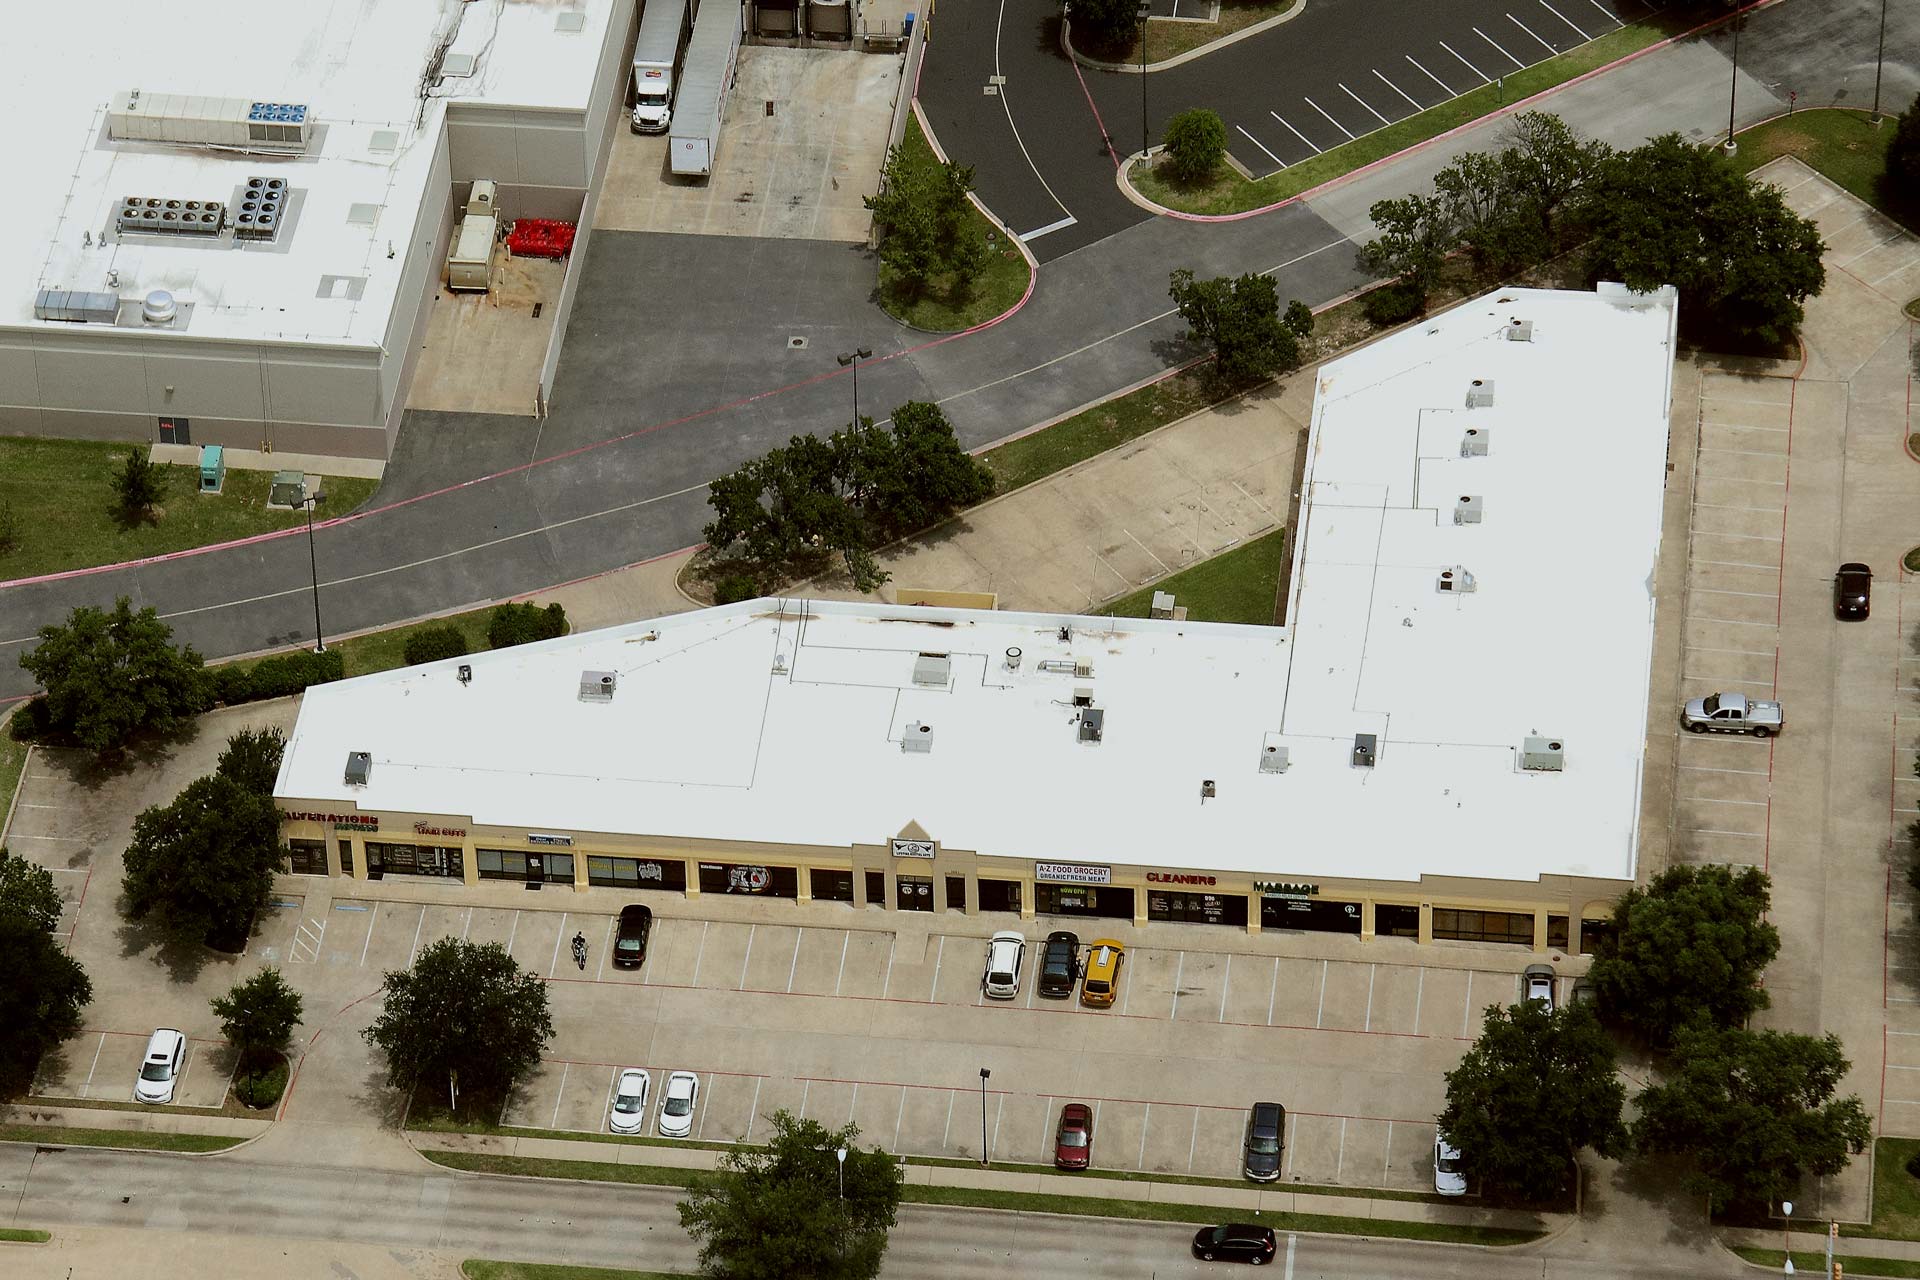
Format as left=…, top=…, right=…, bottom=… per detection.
left=0, top=910, right=92, bottom=1098
left=1587, top=863, right=1779, bottom=1047
left=1633, top=1024, right=1872, bottom=1214
left=19, top=598, right=212, bottom=755
left=1067, top=0, right=1142, bottom=51
left=215, top=725, right=287, bottom=798
left=1884, top=92, right=1920, bottom=214
left=1162, top=109, right=1227, bottom=185
left=679, top=1110, right=904, bottom=1280
left=1167, top=269, right=1313, bottom=388
left=1438, top=1000, right=1627, bottom=1203
left=212, top=967, right=304, bottom=1063
left=362, top=938, right=554, bottom=1108
left=113, top=449, right=164, bottom=521
left=0, top=847, right=63, bottom=935
left=866, top=145, right=985, bottom=303
left=121, top=772, right=285, bottom=949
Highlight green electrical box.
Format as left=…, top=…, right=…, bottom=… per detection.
left=198, top=445, right=225, bottom=494
left=269, top=470, right=308, bottom=508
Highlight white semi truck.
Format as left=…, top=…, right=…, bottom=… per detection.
left=669, top=0, right=741, bottom=178
left=630, top=0, right=691, bottom=134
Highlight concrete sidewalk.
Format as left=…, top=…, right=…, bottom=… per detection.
left=1722, top=1224, right=1920, bottom=1263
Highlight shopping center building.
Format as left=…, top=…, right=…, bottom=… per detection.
left=274, top=283, right=1680, bottom=950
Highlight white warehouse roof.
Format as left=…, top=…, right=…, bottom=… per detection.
left=5, top=0, right=617, bottom=346
left=277, top=284, right=1677, bottom=886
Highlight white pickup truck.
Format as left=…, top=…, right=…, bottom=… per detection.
left=1682, top=691, right=1783, bottom=738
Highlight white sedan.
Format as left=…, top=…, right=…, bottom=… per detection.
left=1434, top=1130, right=1467, bottom=1196
left=658, top=1070, right=700, bottom=1138
left=608, top=1068, right=650, bottom=1134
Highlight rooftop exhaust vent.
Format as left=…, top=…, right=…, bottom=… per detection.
left=1461, top=427, right=1490, bottom=457
left=1454, top=495, right=1483, bottom=525
left=912, top=652, right=951, bottom=687
left=34, top=289, right=119, bottom=324
left=902, top=721, right=933, bottom=754
left=1436, top=565, right=1476, bottom=594
left=141, top=290, right=177, bottom=325
left=1200, top=779, right=1217, bottom=801
left=1072, top=687, right=1094, bottom=708
left=1505, top=319, right=1534, bottom=342
left=1078, top=708, right=1105, bottom=744
left=1466, top=379, right=1495, bottom=409
left=1351, top=733, right=1377, bottom=768
left=1150, top=591, right=1177, bottom=619
left=579, top=670, right=617, bottom=702
left=1003, top=646, right=1022, bottom=672
left=1259, top=733, right=1289, bottom=774
left=457, top=664, right=472, bottom=685
left=344, top=751, right=372, bottom=786
left=1520, top=736, right=1566, bottom=771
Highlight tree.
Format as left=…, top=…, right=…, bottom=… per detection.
left=1576, top=133, right=1825, bottom=348
left=1067, top=0, right=1141, bottom=51
left=679, top=1110, right=904, bottom=1280
left=0, top=911, right=92, bottom=1098
left=1497, top=111, right=1610, bottom=245
left=1358, top=192, right=1456, bottom=299
left=1439, top=1000, right=1627, bottom=1204
left=18, top=598, right=212, bottom=756
left=1884, top=92, right=1920, bottom=213
left=1162, top=109, right=1227, bottom=185
left=866, top=147, right=985, bottom=302
left=121, top=773, right=285, bottom=949
left=862, top=401, right=993, bottom=540
left=362, top=938, right=554, bottom=1109
left=215, top=725, right=286, bottom=798
left=1587, top=863, right=1779, bottom=1047
left=0, top=848, right=62, bottom=935
left=1167, top=269, right=1309, bottom=387
left=1633, top=1025, right=1872, bottom=1214
left=113, top=448, right=165, bottom=521
left=403, top=625, right=470, bottom=666
left=211, top=966, right=303, bottom=1099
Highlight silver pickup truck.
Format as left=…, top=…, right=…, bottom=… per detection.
left=1682, top=691, right=1784, bottom=738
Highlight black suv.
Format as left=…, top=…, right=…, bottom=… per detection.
left=612, top=904, right=653, bottom=968
left=1191, top=1223, right=1277, bottom=1263
left=1835, top=562, right=1871, bottom=620
left=1037, top=930, right=1079, bottom=998
left=1242, top=1102, right=1284, bottom=1182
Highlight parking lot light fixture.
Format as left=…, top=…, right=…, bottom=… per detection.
left=836, top=347, right=873, bottom=429
left=979, top=1067, right=991, bottom=1167
left=1137, top=1, right=1150, bottom=160
left=837, top=1144, right=847, bottom=1199
left=299, top=491, right=326, bottom=653
left=1782, top=1200, right=1794, bottom=1275
left=1723, top=8, right=1742, bottom=154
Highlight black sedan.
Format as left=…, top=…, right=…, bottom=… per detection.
left=1835, top=563, right=1871, bottom=620
left=1192, top=1224, right=1277, bottom=1264
left=612, top=904, right=653, bottom=968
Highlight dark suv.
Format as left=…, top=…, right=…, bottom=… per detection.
left=1835, top=563, right=1871, bottom=620
left=1242, top=1102, right=1284, bottom=1182
left=1191, top=1223, right=1277, bottom=1263
left=612, top=904, right=653, bottom=968
left=1037, top=930, right=1079, bottom=998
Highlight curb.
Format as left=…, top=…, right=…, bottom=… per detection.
left=1062, top=0, right=1307, bottom=76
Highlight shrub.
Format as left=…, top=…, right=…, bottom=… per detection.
left=1906, top=1149, right=1920, bottom=1181
left=487, top=602, right=569, bottom=650
left=402, top=626, right=469, bottom=666
left=0, top=496, right=19, bottom=556
left=1362, top=280, right=1426, bottom=327
left=1162, top=109, right=1228, bottom=186
left=229, top=649, right=346, bottom=702
left=233, top=1055, right=289, bottom=1110
left=113, top=449, right=164, bottom=520
left=713, top=573, right=760, bottom=605
left=212, top=665, right=255, bottom=707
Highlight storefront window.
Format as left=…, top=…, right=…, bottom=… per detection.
left=364, top=841, right=462, bottom=878
left=542, top=852, right=575, bottom=884
left=946, top=875, right=967, bottom=910
left=1035, top=884, right=1133, bottom=919
left=1547, top=915, right=1569, bottom=950
left=1148, top=890, right=1246, bottom=925
left=585, top=856, right=687, bottom=890
left=1375, top=903, right=1420, bottom=938
left=977, top=879, right=1022, bottom=914
left=1261, top=897, right=1361, bottom=934
left=812, top=869, right=854, bottom=903
left=698, top=862, right=798, bottom=898
left=1578, top=917, right=1616, bottom=956
left=479, top=849, right=529, bottom=880
left=1432, top=908, right=1534, bottom=946
left=287, top=838, right=327, bottom=876
left=864, top=870, right=886, bottom=905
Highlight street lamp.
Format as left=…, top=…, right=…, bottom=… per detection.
left=978, top=1067, right=992, bottom=1167
left=1781, top=1199, right=1794, bottom=1275
left=1137, top=1, right=1151, bottom=161
left=836, top=1145, right=848, bottom=1200
left=1872, top=0, right=1889, bottom=121
left=837, top=347, right=873, bottom=429
left=1723, top=6, right=1742, bottom=154
left=299, top=491, right=326, bottom=653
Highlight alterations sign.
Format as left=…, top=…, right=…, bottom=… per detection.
left=1035, top=861, right=1111, bottom=885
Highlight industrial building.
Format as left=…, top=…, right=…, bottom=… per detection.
left=275, top=284, right=1679, bottom=949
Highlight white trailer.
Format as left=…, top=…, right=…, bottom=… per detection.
left=669, top=0, right=742, bottom=178
left=445, top=180, right=499, bottom=293
left=630, top=0, right=691, bottom=134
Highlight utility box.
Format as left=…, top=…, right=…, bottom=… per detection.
left=1352, top=733, right=1378, bottom=768
left=269, top=470, right=308, bottom=508
left=447, top=180, right=500, bottom=292
left=197, top=444, right=225, bottom=494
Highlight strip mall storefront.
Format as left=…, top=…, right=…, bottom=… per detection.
left=279, top=811, right=1620, bottom=953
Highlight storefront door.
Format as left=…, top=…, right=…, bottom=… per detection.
left=895, top=875, right=933, bottom=911
left=1260, top=896, right=1361, bottom=933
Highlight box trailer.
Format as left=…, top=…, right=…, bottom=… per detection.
left=670, top=0, right=742, bottom=178
left=631, top=0, right=692, bottom=134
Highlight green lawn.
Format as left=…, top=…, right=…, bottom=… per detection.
left=1097, top=527, right=1286, bottom=625
left=876, top=117, right=1032, bottom=333
left=0, top=1124, right=241, bottom=1153
left=1732, top=1247, right=1920, bottom=1278
left=410, top=1107, right=735, bottom=1155
left=979, top=370, right=1223, bottom=494
left=464, top=1264, right=692, bottom=1280
left=1854, top=1138, right=1920, bottom=1241
left=0, top=729, right=26, bottom=834
left=0, top=437, right=378, bottom=582
left=1731, top=108, right=1910, bottom=228
left=1130, top=7, right=1704, bottom=215
left=0, top=1228, right=50, bottom=1243
left=1075, top=0, right=1301, bottom=65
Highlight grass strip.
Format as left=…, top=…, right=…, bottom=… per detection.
left=0, top=1228, right=50, bottom=1243
left=980, top=371, right=1223, bottom=493
left=1130, top=7, right=1704, bottom=215
left=220, top=603, right=508, bottom=682
left=1731, top=1246, right=1920, bottom=1278
left=877, top=116, right=1032, bottom=333
left=463, top=1263, right=693, bottom=1280
left=1097, top=527, right=1286, bottom=625
left=1854, top=1138, right=1920, bottom=1242
left=0, top=1124, right=242, bottom=1153
left=0, top=730, right=26, bottom=837
left=0, top=437, right=378, bottom=582
left=410, top=1110, right=735, bottom=1155
left=422, top=1152, right=1539, bottom=1245
left=1136, top=0, right=1299, bottom=64
left=1906, top=546, right=1920, bottom=574
left=900, top=1153, right=1445, bottom=1203
left=1729, top=108, right=1911, bottom=229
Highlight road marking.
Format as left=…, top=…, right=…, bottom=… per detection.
left=1187, top=1107, right=1201, bottom=1172
left=1340, top=83, right=1391, bottom=126
left=992, top=1092, right=1005, bottom=1158
left=1315, top=959, right=1328, bottom=1028
left=406, top=909, right=426, bottom=967
left=1507, top=12, right=1558, bottom=53
left=1690, top=560, right=1780, bottom=571
left=894, top=1087, right=908, bottom=1151
left=461, top=908, right=474, bottom=942
left=1235, top=124, right=1287, bottom=170
left=1412, top=968, right=1425, bottom=1035
left=1270, top=111, right=1322, bottom=153
left=800, top=1079, right=811, bottom=1119
left=1693, top=587, right=1779, bottom=598
left=1303, top=96, right=1355, bottom=140
left=599, top=1068, right=619, bottom=1133
left=786, top=928, right=803, bottom=993
left=505, top=910, right=520, bottom=958
left=1438, top=40, right=1492, bottom=84
left=929, top=935, right=944, bottom=1001
left=1018, top=215, right=1077, bottom=242
left=1170, top=951, right=1186, bottom=1019
left=1406, top=54, right=1457, bottom=97
left=1582, top=0, right=1624, bottom=25
left=1267, top=957, right=1280, bottom=1025
left=1364, top=963, right=1376, bottom=1031
left=1462, top=971, right=1474, bottom=1036
left=597, top=914, right=614, bottom=981
left=1373, top=68, right=1425, bottom=113
left=1691, top=828, right=1766, bottom=837
left=942, top=1090, right=955, bottom=1148
left=1283, top=1111, right=1296, bottom=1178
left=1686, top=617, right=1779, bottom=627
left=1138, top=1105, right=1151, bottom=1171
left=1040, top=1096, right=1054, bottom=1161
left=1700, top=474, right=1787, bottom=487
left=1219, top=954, right=1233, bottom=1022
left=1692, top=530, right=1782, bottom=543
left=834, top=932, right=850, bottom=995
left=1285, top=1233, right=1297, bottom=1280
left=550, top=1062, right=571, bottom=1127
left=747, top=1078, right=763, bottom=1142
left=1679, top=676, right=1775, bottom=690
left=1475, top=25, right=1527, bottom=67
left=881, top=933, right=895, bottom=999
left=1336, top=1116, right=1348, bottom=1179
left=1685, top=797, right=1769, bottom=806
left=851, top=1083, right=861, bottom=1125
left=698, top=1075, right=714, bottom=1140
left=691, top=920, right=709, bottom=987
left=739, top=924, right=756, bottom=990
left=361, top=903, right=380, bottom=969
left=79, top=1033, right=106, bottom=1098
left=1679, top=764, right=1770, bottom=776
left=1538, top=0, right=1591, bottom=39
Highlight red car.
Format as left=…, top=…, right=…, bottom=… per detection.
left=1054, top=1102, right=1093, bottom=1170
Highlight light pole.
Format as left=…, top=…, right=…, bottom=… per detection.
left=1137, top=1, right=1150, bottom=161
left=1872, top=0, right=1889, bottom=121
left=837, top=347, right=873, bottom=428
left=1723, top=6, right=1742, bottom=154
left=836, top=1145, right=847, bottom=1200
left=299, top=492, right=326, bottom=653
left=1781, top=1199, right=1794, bottom=1275
left=978, top=1067, right=991, bottom=1167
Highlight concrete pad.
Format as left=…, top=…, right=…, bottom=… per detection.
left=405, top=257, right=566, bottom=416
left=1192, top=1106, right=1246, bottom=1179
left=1140, top=1103, right=1203, bottom=1174
left=831, top=928, right=895, bottom=998
left=745, top=1074, right=810, bottom=1142
left=1411, top=966, right=1469, bottom=1041
left=693, top=1069, right=761, bottom=1143
left=690, top=920, right=753, bottom=990
left=412, top=903, right=476, bottom=960
left=1120, top=946, right=1178, bottom=1020
left=503, top=907, right=569, bottom=979
left=1361, top=963, right=1422, bottom=1037
left=928, top=933, right=987, bottom=1005
left=1387, top=1116, right=1441, bottom=1192
left=990, top=1090, right=1050, bottom=1165
left=740, top=923, right=804, bottom=993
left=317, top=899, right=379, bottom=969
left=250, top=892, right=308, bottom=966
left=549, top=1061, right=625, bottom=1134
left=786, top=924, right=852, bottom=996
left=799, top=1078, right=857, bottom=1129
left=174, top=1037, right=236, bottom=1108
left=1170, top=948, right=1230, bottom=1024
left=1093, top=1099, right=1150, bottom=1171
left=1700, top=422, right=1792, bottom=454
left=895, top=1083, right=963, bottom=1156
left=1267, top=956, right=1328, bottom=1030
left=1313, top=960, right=1377, bottom=1034
left=636, top=915, right=703, bottom=987
left=360, top=901, right=428, bottom=974
left=850, top=1079, right=906, bottom=1149
left=1284, top=1111, right=1341, bottom=1184
left=1221, top=953, right=1281, bottom=1027
left=1335, top=1117, right=1392, bottom=1187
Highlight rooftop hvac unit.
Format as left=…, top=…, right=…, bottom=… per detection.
left=467, top=180, right=498, bottom=216
left=1436, top=565, right=1476, bottom=593
left=109, top=91, right=314, bottom=151
left=234, top=176, right=286, bottom=240
left=1466, top=379, right=1495, bottom=408
left=912, top=652, right=951, bottom=687
left=1520, top=735, right=1566, bottom=771
left=579, top=670, right=617, bottom=702
left=1505, top=319, right=1534, bottom=342
left=1150, top=591, right=1177, bottom=619
left=1460, top=427, right=1490, bottom=457
left=116, top=196, right=225, bottom=236
left=901, top=721, right=933, bottom=754
left=34, top=289, right=119, bottom=323
left=1259, top=733, right=1289, bottom=774
left=1078, top=708, right=1105, bottom=743
left=1454, top=495, right=1484, bottom=525
left=1037, top=657, right=1095, bottom=678
left=344, top=751, right=372, bottom=786
left=1352, top=733, right=1377, bottom=768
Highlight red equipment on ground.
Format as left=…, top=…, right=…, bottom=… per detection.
left=505, top=219, right=577, bottom=259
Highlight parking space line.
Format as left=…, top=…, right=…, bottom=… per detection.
left=1680, top=676, right=1774, bottom=690
left=1697, top=447, right=1789, bottom=461
left=1303, top=97, right=1355, bottom=141
left=1340, top=83, right=1391, bottom=126
left=928, top=935, right=942, bottom=1000
left=1685, top=797, right=1769, bottom=806
left=460, top=907, right=474, bottom=942
left=739, top=925, right=756, bottom=990
left=1188, top=1108, right=1201, bottom=1171
left=1170, top=952, right=1186, bottom=1019
left=1413, top=969, right=1424, bottom=1034
left=1462, top=972, right=1474, bottom=1036
left=1270, top=111, right=1321, bottom=153
left=1283, top=1111, right=1296, bottom=1179
left=942, top=1091, right=954, bottom=1148
left=747, top=1078, right=762, bottom=1141
left=691, top=921, right=709, bottom=986
left=600, top=1068, right=619, bottom=1133
left=1692, top=828, right=1765, bottom=837
left=361, top=903, right=380, bottom=968
left=992, top=1092, right=1005, bottom=1156
left=548, top=911, right=567, bottom=978
left=596, top=915, right=614, bottom=981
left=800, top=1079, right=811, bottom=1119
left=786, top=928, right=803, bottom=993
left=1581, top=0, right=1624, bottom=25
left=80, top=1033, right=105, bottom=1098
left=1539, top=0, right=1591, bottom=38
left=851, top=1082, right=861, bottom=1125
left=1438, top=40, right=1492, bottom=84
left=1373, top=68, right=1424, bottom=113
left=1695, top=530, right=1781, bottom=542
left=1406, top=54, right=1457, bottom=97
left=1137, top=1106, right=1151, bottom=1170
left=1266, top=957, right=1279, bottom=1025
left=698, top=1076, right=714, bottom=1139
left=1236, top=124, right=1287, bottom=171
left=1691, top=559, right=1780, bottom=570
left=1693, top=588, right=1779, bottom=600
left=1315, top=959, right=1328, bottom=1027
left=1364, top=964, right=1377, bottom=1031
left=1219, top=954, right=1233, bottom=1021
left=550, top=1062, right=571, bottom=1127
left=894, top=1088, right=908, bottom=1150
left=505, top=910, right=520, bottom=956
left=406, top=910, right=426, bottom=967
left=1688, top=618, right=1778, bottom=627
left=1121, top=965, right=1133, bottom=1016
left=1680, top=764, right=1771, bottom=776
left=1506, top=13, right=1557, bottom=54
left=881, top=933, right=895, bottom=999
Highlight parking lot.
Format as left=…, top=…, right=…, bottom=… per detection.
left=33, top=1029, right=233, bottom=1109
